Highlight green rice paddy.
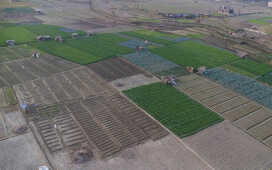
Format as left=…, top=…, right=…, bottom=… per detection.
left=150, top=40, right=238, bottom=68
left=31, top=34, right=134, bottom=65
left=124, top=83, right=223, bottom=138
left=2, top=7, right=34, bottom=14
left=0, top=25, right=36, bottom=45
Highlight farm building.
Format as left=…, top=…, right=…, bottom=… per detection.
left=36, top=35, right=51, bottom=41
left=217, top=6, right=234, bottom=16
left=6, top=40, right=15, bottom=46
left=87, top=32, right=93, bottom=37
left=72, top=33, right=79, bottom=39
left=55, top=36, right=63, bottom=42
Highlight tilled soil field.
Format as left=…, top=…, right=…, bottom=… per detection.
left=177, top=74, right=272, bottom=149
left=26, top=92, right=168, bottom=158
left=14, top=67, right=114, bottom=105
left=88, top=57, right=149, bottom=82
left=0, top=54, right=79, bottom=88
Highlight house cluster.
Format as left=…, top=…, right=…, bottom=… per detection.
left=158, top=12, right=200, bottom=19
left=216, top=6, right=235, bottom=16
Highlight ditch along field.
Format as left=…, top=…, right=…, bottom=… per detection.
left=0, top=23, right=84, bottom=46
left=177, top=74, right=272, bottom=149
left=124, top=83, right=223, bottom=138
left=150, top=40, right=239, bottom=68
left=31, top=33, right=134, bottom=65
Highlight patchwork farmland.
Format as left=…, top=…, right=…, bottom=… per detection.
left=1, top=17, right=272, bottom=169
left=31, top=34, right=134, bottom=65
left=177, top=74, right=272, bottom=149
left=0, top=54, right=79, bottom=88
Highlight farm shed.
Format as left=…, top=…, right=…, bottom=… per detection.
left=55, top=36, right=63, bottom=42
left=72, top=33, right=79, bottom=39
left=6, top=40, right=15, bottom=46
left=36, top=35, right=51, bottom=41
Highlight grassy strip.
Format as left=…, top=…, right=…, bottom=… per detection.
left=2, top=7, right=34, bottom=14
left=124, top=83, right=223, bottom=138
left=222, top=65, right=257, bottom=78
left=177, top=19, right=195, bottom=23
left=135, top=18, right=161, bottom=23
left=257, top=73, right=272, bottom=86
left=5, top=87, right=17, bottom=105
left=150, top=40, right=238, bottom=68
left=248, top=17, right=272, bottom=25
left=122, top=29, right=178, bottom=45
left=187, top=33, right=205, bottom=39
left=155, top=66, right=189, bottom=77
left=230, top=59, right=272, bottom=76
left=22, top=24, right=86, bottom=38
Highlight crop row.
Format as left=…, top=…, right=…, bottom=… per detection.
left=124, top=83, right=223, bottom=138
left=124, top=51, right=178, bottom=73
left=205, top=68, right=272, bottom=110
left=150, top=40, right=238, bottom=68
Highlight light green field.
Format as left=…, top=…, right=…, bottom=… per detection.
left=186, top=33, right=205, bottom=39
left=124, top=83, right=223, bottom=138
left=2, top=7, right=34, bottom=14
left=177, top=19, right=195, bottom=23
left=222, top=64, right=257, bottom=78
left=0, top=25, right=36, bottom=45
left=150, top=40, right=238, bottom=68
left=22, top=24, right=85, bottom=38
left=135, top=17, right=161, bottom=23
left=122, top=29, right=179, bottom=45
left=248, top=17, right=272, bottom=25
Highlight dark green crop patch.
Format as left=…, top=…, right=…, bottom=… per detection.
left=124, top=83, right=223, bottom=138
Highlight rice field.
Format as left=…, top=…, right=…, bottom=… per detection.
left=31, top=34, right=134, bottom=65
left=124, top=83, right=223, bottom=138
left=0, top=24, right=36, bottom=45
left=0, top=23, right=86, bottom=46
left=150, top=40, right=238, bottom=68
